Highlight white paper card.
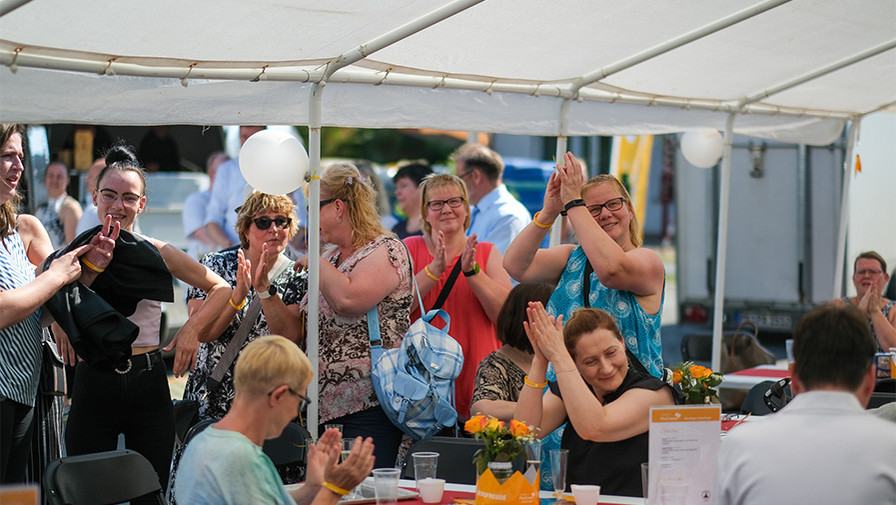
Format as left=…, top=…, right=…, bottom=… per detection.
left=648, top=405, right=721, bottom=505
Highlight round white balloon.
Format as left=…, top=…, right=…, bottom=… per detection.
left=239, top=129, right=309, bottom=195
left=680, top=130, right=724, bottom=168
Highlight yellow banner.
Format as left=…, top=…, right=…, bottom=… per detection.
left=610, top=135, right=654, bottom=236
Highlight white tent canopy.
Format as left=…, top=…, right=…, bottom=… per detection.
left=3, top=0, right=895, bottom=433
left=2, top=0, right=894, bottom=142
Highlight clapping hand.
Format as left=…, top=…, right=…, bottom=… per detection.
left=523, top=301, right=568, bottom=366
left=461, top=234, right=479, bottom=273
left=556, top=152, right=585, bottom=205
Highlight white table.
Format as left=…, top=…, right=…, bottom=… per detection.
left=424, top=479, right=646, bottom=504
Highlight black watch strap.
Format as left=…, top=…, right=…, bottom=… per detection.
left=561, top=198, right=586, bottom=216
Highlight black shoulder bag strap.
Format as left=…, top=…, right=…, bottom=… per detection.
left=431, top=260, right=463, bottom=311
left=582, top=259, right=652, bottom=377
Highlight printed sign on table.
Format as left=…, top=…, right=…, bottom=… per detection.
left=648, top=405, right=721, bottom=505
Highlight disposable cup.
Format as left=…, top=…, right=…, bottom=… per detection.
left=373, top=468, right=401, bottom=505
left=417, top=477, right=445, bottom=503
left=412, top=451, right=439, bottom=486
left=571, top=484, right=601, bottom=505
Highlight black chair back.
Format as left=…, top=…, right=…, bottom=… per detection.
left=401, top=436, right=484, bottom=485
left=44, top=450, right=166, bottom=505
left=680, top=333, right=713, bottom=363
left=183, top=418, right=308, bottom=466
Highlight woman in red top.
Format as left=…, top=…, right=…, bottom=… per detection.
left=403, top=174, right=512, bottom=418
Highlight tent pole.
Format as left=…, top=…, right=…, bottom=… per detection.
left=550, top=98, right=571, bottom=247
left=833, top=121, right=859, bottom=299
left=306, top=82, right=323, bottom=439
left=711, top=113, right=737, bottom=372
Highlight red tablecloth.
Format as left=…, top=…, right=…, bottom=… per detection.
left=729, top=367, right=789, bottom=378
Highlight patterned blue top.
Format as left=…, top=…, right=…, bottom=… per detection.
left=0, top=231, right=42, bottom=406
left=547, top=245, right=664, bottom=377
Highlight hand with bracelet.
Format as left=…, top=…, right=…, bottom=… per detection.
left=460, top=233, right=480, bottom=276
left=80, top=215, right=121, bottom=281
left=230, top=249, right=252, bottom=310
left=424, top=229, right=448, bottom=281
left=523, top=301, right=576, bottom=374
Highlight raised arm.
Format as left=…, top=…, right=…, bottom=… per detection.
left=558, top=152, right=664, bottom=304
left=462, top=235, right=511, bottom=322
left=157, top=240, right=232, bottom=376
left=503, top=171, right=574, bottom=283
left=253, top=243, right=302, bottom=343
left=317, top=242, right=402, bottom=317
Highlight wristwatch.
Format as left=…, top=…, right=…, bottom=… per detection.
left=463, top=262, right=480, bottom=277
left=561, top=198, right=586, bottom=216
left=258, top=284, right=277, bottom=300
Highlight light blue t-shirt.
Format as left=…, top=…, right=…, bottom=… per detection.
left=175, top=427, right=293, bottom=505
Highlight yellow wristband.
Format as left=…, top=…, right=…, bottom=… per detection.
left=532, top=211, right=554, bottom=229
left=322, top=481, right=350, bottom=496
left=423, top=265, right=440, bottom=282
left=229, top=297, right=246, bottom=311
left=81, top=257, right=105, bottom=273
left=524, top=375, right=548, bottom=388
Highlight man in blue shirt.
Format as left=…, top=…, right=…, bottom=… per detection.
left=453, top=143, right=531, bottom=255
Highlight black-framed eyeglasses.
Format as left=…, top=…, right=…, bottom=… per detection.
left=586, top=197, right=626, bottom=217
left=252, top=216, right=292, bottom=230
left=427, top=196, right=465, bottom=211
left=456, top=168, right=476, bottom=179
left=854, top=269, right=884, bottom=277
left=269, top=385, right=310, bottom=412
left=98, top=189, right=142, bottom=207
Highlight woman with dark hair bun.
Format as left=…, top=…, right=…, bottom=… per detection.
left=53, top=143, right=232, bottom=495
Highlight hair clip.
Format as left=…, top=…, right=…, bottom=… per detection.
left=347, top=176, right=353, bottom=185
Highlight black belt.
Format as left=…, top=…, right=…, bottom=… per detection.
left=114, top=349, right=162, bottom=375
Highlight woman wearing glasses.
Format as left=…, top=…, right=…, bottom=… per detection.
left=404, top=174, right=512, bottom=419
left=299, top=162, right=412, bottom=468
left=169, top=190, right=306, bottom=500
left=504, top=152, right=665, bottom=378
left=54, top=144, right=231, bottom=495
left=830, top=251, right=895, bottom=352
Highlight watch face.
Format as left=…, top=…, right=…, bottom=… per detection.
left=268, top=285, right=277, bottom=296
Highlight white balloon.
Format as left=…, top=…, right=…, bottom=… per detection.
left=239, top=129, right=309, bottom=195
left=680, top=130, right=724, bottom=168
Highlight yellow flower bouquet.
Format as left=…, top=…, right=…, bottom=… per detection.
left=465, top=414, right=535, bottom=475
left=672, top=361, right=723, bottom=404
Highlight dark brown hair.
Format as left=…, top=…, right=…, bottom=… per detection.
left=496, top=282, right=554, bottom=352
left=562, top=307, right=623, bottom=359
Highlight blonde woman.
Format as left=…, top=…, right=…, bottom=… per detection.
left=299, top=162, right=412, bottom=467
left=504, top=152, right=665, bottom=377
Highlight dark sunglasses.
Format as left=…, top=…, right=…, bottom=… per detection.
left=252, top=216, right=292, bottom=230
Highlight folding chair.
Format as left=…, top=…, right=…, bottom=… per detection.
left=43, top=450, right=166, bottom=505
left=401, top=436, right=484, bottom=485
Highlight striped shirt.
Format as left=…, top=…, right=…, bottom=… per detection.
left=0, top=231, right=42, bottom=406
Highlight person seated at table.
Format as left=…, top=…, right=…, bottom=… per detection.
left=175, top=335, right=375, bottom=505
left=470, top=282, right=554, bottom=420
left=716, top=305, right=896, bottom=505
left=515, top=304, right=676, bottom=497
left=829, top=251, right=895, bottom=352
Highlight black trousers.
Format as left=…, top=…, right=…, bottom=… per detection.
left=0, top=396, right=35, bottom=483
left=65, top=350, right=174, bottom=492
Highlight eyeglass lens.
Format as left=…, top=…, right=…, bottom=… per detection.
left=587, top=197, right=625, bottom=217
left=253, top=216, right=291, bottom=230
left=428, top=197, right=464, bottom=211
left=855, top=269, right=883, bottom=276
left=99, top=189, right=141, bottom=206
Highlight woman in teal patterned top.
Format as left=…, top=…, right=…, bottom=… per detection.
left=503, top=151, right=664, bottom=377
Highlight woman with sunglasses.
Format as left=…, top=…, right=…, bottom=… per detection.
left=504, top=152, right=665, bottom=378
left=52, top=144, right=231, bottom=497
left=405, top=173, right=512, bottom=419
left=168, top=190, right=307, bottom=500
left=298, top=162, right=412, bottom=468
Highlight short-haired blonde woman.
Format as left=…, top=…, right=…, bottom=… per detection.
left=176, top=335, right=375, bottom=505
left=404, top=174, right=512, bottom=419
left=504, top=152, right=665, bottom=377
left=299, top=162, right=413, bottom=467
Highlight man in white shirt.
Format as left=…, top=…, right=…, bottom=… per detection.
left=205, top=126, right=265, bottom=248
left=183, top=151, right=228, bottom=259
left=716, top=305, right=896, bottom=505
left=453, top=143, right=531, bottom=255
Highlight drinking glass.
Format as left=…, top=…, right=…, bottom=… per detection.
left=550, top=449, right=568, bottom=498
left=411, top=452, right=439, bottom=488
left=373, top=468, right=401, bottom=504
left=324, top=423, right=343, bottom=435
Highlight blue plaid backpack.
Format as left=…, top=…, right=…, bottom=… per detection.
left=368, top=260, right=464, bottom=441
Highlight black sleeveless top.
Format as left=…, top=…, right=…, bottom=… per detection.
left=550, top=368, right=670, bottom=497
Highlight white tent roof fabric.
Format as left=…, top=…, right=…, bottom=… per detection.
left=2, top=0, right=895, bottom=144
